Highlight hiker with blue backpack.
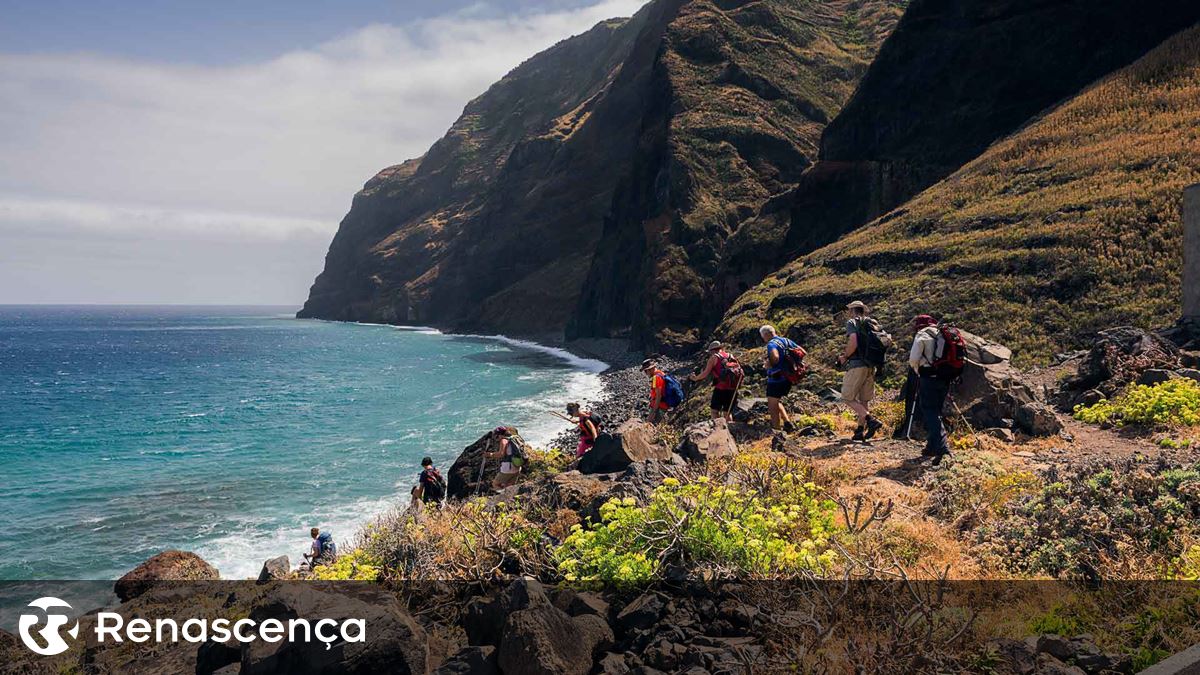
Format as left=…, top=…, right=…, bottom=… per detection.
left=303, top=527, right=337, bottom=568
left=836, top=300, right=893, bottom=442
left=641, top=358, right=684, bottom=423
left=761, top=325, right=806, bottom=432
left=690, top=340, right=743, bottom=421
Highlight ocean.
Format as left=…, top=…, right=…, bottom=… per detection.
left=0, top=306, right=604, bottom=580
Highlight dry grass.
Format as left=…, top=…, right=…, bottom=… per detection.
left=720, top=25, right=1200, bottom=366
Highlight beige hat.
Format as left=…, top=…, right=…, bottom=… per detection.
left=705, top=340, right=722, bottom=352
left=846, top=300, right=868, bottom=311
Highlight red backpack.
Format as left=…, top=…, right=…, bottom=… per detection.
left=931, top=324, right=966, bottom=380
left=771, top=338, right=809, bottom=384
left=712, top=351, right=744, bottom=390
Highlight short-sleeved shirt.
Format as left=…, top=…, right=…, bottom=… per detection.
left=845, top=319, right=868, bottom=369
left=649, top=371, right=670, bottom=410
left=766, top=337, right=797, bottom=384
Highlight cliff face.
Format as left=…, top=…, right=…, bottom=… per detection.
left=300, top=0, right=902, bottom=339
left=568, top=0, right=902, bottom=350
left=719, top=25, right=1200, bottom=365
left=299, top=6, right=664, bottom=329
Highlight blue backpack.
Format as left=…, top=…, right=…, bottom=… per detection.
left=661, top=374, right=685, bottom=408
left=316, top=532, right=336, bottom=557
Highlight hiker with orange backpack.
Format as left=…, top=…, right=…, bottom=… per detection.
left=689, top=340, right=743, bottom=421
left=760, top=325, right=806, bottom=432
left=909, top=314, right=966, bottom=465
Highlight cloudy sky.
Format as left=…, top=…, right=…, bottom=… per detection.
left=0, top=0, right=648, bottom=305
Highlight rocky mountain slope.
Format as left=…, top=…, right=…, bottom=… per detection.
left=299, top=0, right=902, bottom=338
left=719, top=24, right=1200, bottom=365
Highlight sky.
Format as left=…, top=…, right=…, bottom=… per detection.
left=0, top=0, right=648, bottom=306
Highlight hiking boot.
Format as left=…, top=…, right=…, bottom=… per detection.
left=864, top=416, right=884, bottom=440
left=851, top=427, right=866, bottom=443
left=930, top=450, right=951, bottom=467
left=782, top=420, right=797, bottom=433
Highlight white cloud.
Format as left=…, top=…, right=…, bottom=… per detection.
left=0, top=0, right=648, bottom=304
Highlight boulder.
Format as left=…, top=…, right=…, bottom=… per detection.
left=447, top=432, right=500, bottom=500
left=256, top=555, right=290, bottom=584
left=1015, top=402, right=1063, bottom=437
left=534, top=471, right=610, bottom=513
left=241, top=585, right=427, bottom=674
left=677, top=419, right=738, bottom=463
left=114, top=550, right=219, bottom=601
left=615, top=592, right=665, bottom=632
left=960, top=329, right=1012, bottom=365
left=1137, top=368, right=1175, bottom=386
left=435, top=646, right=498, bottom=675
left=496, top=580, right=613, bottom=675
left=1062, top=326, right=1180, bottom=396
left=554, top=589, right=610, bottom=619
left=579, top=420, right=672, bottom=474
left=463, top=595, right=507, bottom=648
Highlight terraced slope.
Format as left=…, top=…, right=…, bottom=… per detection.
left=719, top=25, right=1200, bottom=366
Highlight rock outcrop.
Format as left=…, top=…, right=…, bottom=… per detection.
left=578, top=420, right=673, bottom=474
left=677, top=419, right=738, bottom=463
left=447, top=432, right=501, bottom=500
left=952, top=332, right=1063, bottom=437
left=114, top=550, right=219, bottom=601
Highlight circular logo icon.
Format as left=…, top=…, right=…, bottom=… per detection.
left=18, top=597, right=79, bottom=656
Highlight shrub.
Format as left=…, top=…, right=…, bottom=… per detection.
left=1074, top=380, right=1200, bottom=427
left=310, top=549, right=382, bottom=581
left=555, top=475, right=838, bottom=583
left=926, top=452, right=1041, bottom=521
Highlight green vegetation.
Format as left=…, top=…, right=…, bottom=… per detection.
left=719, top=26, right=1200, bottom=366
left=555, top=474, right=837, bottom=583
left=1075, top=379, right=1200, bottom=427
left=310, top=549, right=382, bottom=581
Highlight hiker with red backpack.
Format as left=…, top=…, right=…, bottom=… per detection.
left=837, top=300, right=891, bottom=442
left=760, top=325, right=806, bottom=432
left=909, top=314, right=966, bottom=465
left=690, top=340, right=743, bottom=421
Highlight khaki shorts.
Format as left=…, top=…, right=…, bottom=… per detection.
left=841, top=366, right=876, bottom=404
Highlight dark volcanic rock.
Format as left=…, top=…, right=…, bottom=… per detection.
left=677, top=419, right=738, bottom=463
left=114, top=550, right=219, bottom=601
left=447, top=432, right=500, bottom=500
left=496, top=580, right=613, bottom=675
left=579, top=420, right=673, bottom=474
left=256, top=555, right=290, bottom=584
left=435, top=646, right=498, bottom=675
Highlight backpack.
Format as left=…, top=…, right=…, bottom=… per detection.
left=930, top=323, right=967, bottom=380
left=713, top=351, right=744, bottom=389
left=420, top=467, right=447, bottom=501
left=853, top=318, right=893, bottom=368
left=316, top=532, right=336, bottom=558
left=505, top=435, right=528, bottom=467
left=771, top=337, right=809, bottom=384
left=578, top=412, right=603, bottom=439
left=661, top=374, right=685, bottom=408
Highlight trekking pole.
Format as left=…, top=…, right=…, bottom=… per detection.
left=726, top=371, right=744, bottom=419
left=474, top=444, right=488, bottom=496
left=947, top=382, right=980, bottom=447
left=549, top=411, right=575, bottom=423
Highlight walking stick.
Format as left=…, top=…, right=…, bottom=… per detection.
left=725, top=371, right=745, bottom=420
left=906, top=377, right=920, bottom=441
left=474, top=442, right=489, bottom=496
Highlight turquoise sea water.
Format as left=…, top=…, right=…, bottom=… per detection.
left=0, top=306, right=603, bottom=580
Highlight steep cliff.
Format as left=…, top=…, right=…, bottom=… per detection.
left=301, top=0, right=902, bottom=339
left=568, top=0, right=902, bottom=350
left=299, top=5, right=664, bottom=329
left=719, top=25, right=1200, bottom=365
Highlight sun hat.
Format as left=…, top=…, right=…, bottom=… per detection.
left=706, top=340, right=722, bottom=352
left=846, top=300, right=868, bottom=311
left=913, top=314, right=936, bottom=329
left=640, top=358, right=657, bottom=371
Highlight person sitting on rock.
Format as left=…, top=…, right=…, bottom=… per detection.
left=485, top=426, right=525, bottom=490
left=566, top=402, right=600, bottom=458
left=303, top=527, right=337, bottom=568
left=416, top=456, right=447, bottom=505
left=690, top=340, right=742, bottom=422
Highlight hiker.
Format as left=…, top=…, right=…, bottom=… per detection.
left=566, top=402, right=600, bottom=458
left=303, top=527, right=337, bottom=568
left=415, top=456, right=447, bottom=505
left=894, top=314, right=937, bottom=439
left=836, top=300, right=891, bottom=442
left=642, top=359, right=683, bottom=423
left=484, top=426, right=526, bottom=490
left=689, top=340, right=742, bottom=421
left=910, top=316, right=966, bottom=465
left=760, top=325, right=803, bottom=432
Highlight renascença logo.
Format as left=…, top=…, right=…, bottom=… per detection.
left=18, top=597, right=80, bottom=656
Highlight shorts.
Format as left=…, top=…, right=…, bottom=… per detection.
left=710, top=388, right=737, bottom=411
left=765, top=380, right=792, bottom=399
left=841, top=366, right=876, bottom=404
left=576, top=436, right=595, bottom=458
